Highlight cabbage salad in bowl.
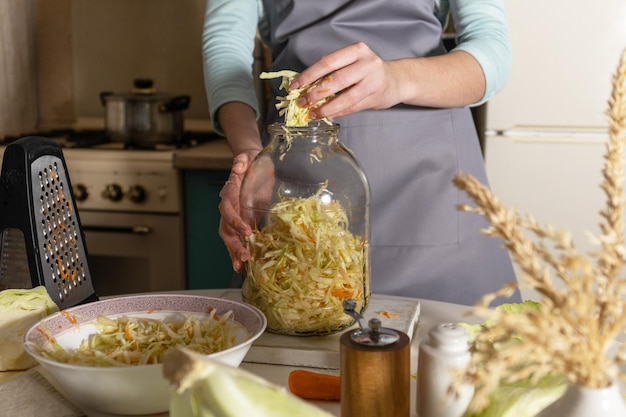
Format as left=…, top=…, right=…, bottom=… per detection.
left=33, top=309, right=247, bottom=367
left=21, top=294, right=267, bottom=415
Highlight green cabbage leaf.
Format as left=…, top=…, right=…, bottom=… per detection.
left=164, top=347, right=334, bottom=417
left=462, top=301, right=567, bottom=417
left=466, top=375, right=567, bottom=417
left=0, top=286, right=59, bottom=370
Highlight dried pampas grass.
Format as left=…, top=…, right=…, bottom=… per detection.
left=452, top=48, right=626, bottom=412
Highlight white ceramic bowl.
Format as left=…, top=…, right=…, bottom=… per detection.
left=23, top=294, right=267, bottom=415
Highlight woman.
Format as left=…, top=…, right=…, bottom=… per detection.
left=203, top=0, right=521, bottom=305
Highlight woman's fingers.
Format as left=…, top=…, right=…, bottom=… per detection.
left=291, top=42, right=398, bottom=119
left=291, top=42, right=367, bottom=90
left=217, top=152, right=257, bottom=271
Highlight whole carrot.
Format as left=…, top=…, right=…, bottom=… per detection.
left=288, top=370, right=341, bottom=401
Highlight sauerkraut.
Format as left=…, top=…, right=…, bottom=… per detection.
left=260, top=70, right=334, bottom=127
left=243, top=185, right=368, bottom=335
left=36, top=310, right=245, bottom=367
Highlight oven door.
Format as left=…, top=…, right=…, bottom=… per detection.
left=79, top=211, right=185, bottom=296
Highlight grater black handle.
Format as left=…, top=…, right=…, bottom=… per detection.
left=12, top=135, right=63, bottom=158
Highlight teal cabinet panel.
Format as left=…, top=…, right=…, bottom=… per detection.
left=184, top=170, right=233, bottom=289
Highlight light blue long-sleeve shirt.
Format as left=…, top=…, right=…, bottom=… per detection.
left=202, top=0, right=512, bottom=134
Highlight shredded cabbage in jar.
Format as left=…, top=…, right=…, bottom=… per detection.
left=260, top=70, right=334, bottom=126
left=37, top=310, right=245, bottom=367
left=243, top=184, right=368, bottom=335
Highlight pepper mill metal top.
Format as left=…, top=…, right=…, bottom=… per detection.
left=342, top=299, right=400, bottom=347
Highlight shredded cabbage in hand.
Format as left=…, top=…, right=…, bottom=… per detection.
left=260, top=70, right=334, bottom=126
left=37, top=310, right=245, bottom=367
left=243, top=184, right=368, bottom=335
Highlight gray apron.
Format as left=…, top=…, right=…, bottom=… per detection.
left=260, top=0, right=520, bottom=305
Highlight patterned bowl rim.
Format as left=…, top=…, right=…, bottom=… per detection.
left=23, top=293, right=267, bottom=370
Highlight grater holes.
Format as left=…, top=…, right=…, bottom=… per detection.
left=28, top=151, right=96, bottom=307
left=39, top=195, right=49, bottom=216
left=39, top=162, right=87, bottom=296
left=41, top=218, right=48, bottom=241
left=38, top=171, right=45, bottom=192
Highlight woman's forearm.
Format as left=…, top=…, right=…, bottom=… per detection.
left=390, top=50, right=486, bottom=108
left=217, top=102, right=263, bottom=156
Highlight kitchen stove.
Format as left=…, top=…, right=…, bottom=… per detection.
left=2, top=128, right=217, bottom=213
left=0, top=128, right=219, bottom=296
left=1, top=128, right=216, bottom=150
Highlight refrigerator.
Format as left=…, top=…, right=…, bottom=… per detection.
left=481, top=0, right=626, bottom=300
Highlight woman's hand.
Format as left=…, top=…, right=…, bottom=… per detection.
left=291, top=42, right=402, bottom=120
left=218, top=151, right=259, bottom=272
left=290, top=42, right=486, bottom=118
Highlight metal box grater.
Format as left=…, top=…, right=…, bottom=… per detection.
left=0, top=136, right=98, bottom=309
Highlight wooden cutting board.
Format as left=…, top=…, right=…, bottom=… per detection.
left=220, top=290, right=420, bottom=369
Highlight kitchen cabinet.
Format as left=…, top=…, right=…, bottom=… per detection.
left=184, top=170, right=233, bottom=290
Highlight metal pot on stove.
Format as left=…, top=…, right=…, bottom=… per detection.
left=100, top=79, right=191, bottom=145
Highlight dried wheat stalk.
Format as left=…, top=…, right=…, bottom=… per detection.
left=452, top=48, right=626, bottom=412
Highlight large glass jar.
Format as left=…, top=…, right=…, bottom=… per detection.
left=240, top=123, right=370, bottom=336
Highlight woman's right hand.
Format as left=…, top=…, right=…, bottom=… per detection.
left=218, top=150, right=260, bottom=272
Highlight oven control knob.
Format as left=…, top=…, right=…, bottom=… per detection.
left=73, top=184, right=89, bottom=201
left=103, top=183, right=124, bottom=202
left=128, top=185, right=147, bottom=203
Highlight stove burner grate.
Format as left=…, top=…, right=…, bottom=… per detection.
left=1, top=129, right=219, bottom=150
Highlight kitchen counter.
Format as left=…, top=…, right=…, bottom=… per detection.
left=173, top=138, right=233, bottom=171
left=0, top=289, right=476, bottom=417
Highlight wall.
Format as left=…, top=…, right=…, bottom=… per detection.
left=0, top=0, right=38, bottom=134
left=35, top=0, right=74, bottom=129
left=71, top=0, right=208, bottom=120
left=34, top=0, right=211, bottom=130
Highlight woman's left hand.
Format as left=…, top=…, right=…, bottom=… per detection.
left=290, top=42, right=402, bottom=119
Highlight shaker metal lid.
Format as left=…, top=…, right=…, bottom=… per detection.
left=343, top=299, right=400, bottom=347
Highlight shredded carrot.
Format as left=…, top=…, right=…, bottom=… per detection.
left=331, top=287, right=355, bottom=298
left=288, top=370, right=340, bottom=401
left=61, top=311, right=78, bottom=325
left=378, top=310, right=401, bottom=319
left=206, top=306, right=221, bottom=320
left=37, top=327, right=56, bottom=343
left=125, top=322, right=135, bottom=341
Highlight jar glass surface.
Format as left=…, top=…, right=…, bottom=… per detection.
left=240, top=123, right=371, bottom=336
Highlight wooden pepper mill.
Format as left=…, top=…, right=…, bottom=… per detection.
left=340, top=299, right=410, bottom=417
